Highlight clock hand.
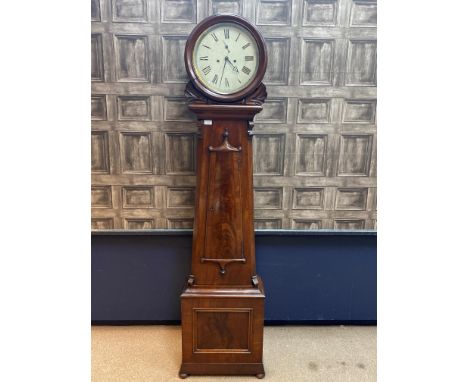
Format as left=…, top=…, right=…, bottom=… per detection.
left=219, top=57, right=228, bottom=85
left=223, top=41, right=230, bottom=54
left=226, top=57, right=240, bottom=73
left=225, top=56, right=234, bottom=68
left=225, top=57, right=241, bottom=83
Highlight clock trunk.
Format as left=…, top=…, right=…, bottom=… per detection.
left=179, top=96, right=267, bottom=379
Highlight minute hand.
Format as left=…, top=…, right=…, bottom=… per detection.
left=219, top=58, right=228, bottom=84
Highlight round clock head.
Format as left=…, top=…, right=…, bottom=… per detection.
left=185, top=15, right=267, bottom=102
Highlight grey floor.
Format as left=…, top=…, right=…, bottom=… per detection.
left=92, top=325, right=376, bottom=382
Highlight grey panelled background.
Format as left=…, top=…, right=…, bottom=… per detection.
left=91, top=0, right=377, bottom=230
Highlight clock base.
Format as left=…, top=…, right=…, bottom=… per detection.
left=179, top=363, right=265, bottom=378
left=180, top=277, right=265, bottom=378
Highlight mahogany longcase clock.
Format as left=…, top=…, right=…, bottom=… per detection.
left=179, top=15, right=268, bottom=379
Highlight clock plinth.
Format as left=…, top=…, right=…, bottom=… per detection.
left=179, top=81, right=267, bottom=378
left=179, top=281, right=265, bottom=378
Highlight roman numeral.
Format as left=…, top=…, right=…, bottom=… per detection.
left=212, top=74, right=218, bottom=84
left=236, top=33, right=240, bottom=42
left=202, top=66, right=211, bottom=75
left=245, top=55, right=253, bottom=61
left=211, top=32, right=218, bottom=42
left=202, top=44, right=211, bottom=49
left=200, top=56, right=208, bottom=61
left=224, top=78, right=229, bottom=87
left=242, top=66, right=251, bottom=75
left=224, top=29, right=229, bottom=39
left=242, top=42, right=251, bottom=49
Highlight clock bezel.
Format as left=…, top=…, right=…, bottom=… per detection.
left=185, top=14, right=267, bottom=102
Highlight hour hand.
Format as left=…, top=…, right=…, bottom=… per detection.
left=225, top=57, right=238, bottom=72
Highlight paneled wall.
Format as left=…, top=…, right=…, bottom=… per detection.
left=91, top=0, right=377, bottom=230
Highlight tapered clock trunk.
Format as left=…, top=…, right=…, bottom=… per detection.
left=179, top=87, right=267, bottom=379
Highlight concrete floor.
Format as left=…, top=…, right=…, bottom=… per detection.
left=92, top=325, right=376, bottom=382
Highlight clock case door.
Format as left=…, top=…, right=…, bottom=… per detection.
left=191, top=118, right=255, bottom=286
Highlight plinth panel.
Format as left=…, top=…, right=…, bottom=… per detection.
left=180, top=285, right=265, bottom=376
left=194, top=308, right=251, bottom=353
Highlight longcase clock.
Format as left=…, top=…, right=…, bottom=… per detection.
left=179, top=14, right=268, bottom=379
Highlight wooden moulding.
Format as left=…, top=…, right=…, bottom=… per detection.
left=185, top=81, right=267, bottom=120
left=188, top=103, right=263, bottom=120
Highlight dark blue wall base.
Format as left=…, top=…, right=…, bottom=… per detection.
left=92, top=320, right=376, bottom=326
left=91, top=231, right=376, bottom=324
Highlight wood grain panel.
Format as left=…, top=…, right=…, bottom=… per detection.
left=254, top=219, right=282, bottom=229
left=91, top=95, right=107, bottom=120
left=91, top=0, right=377, bottom=231
left=253, top=134, right=285, bottom=175
left=168, top=218, right=194, bottom=228
left=165, top=133, right=195, bottom=174
left=335, top=188, right=368, bottom=210
left=120, top=132, right=152, bottom=173
left=350, top=0, right=377, bottom=27
left=91, top=186, right=113, bottom=208
left=91, top=34, right=104, bottom=81
left=91, top=0, right=101, bottom=22
left=295, top=134, right=327, bottom=175
left=164, top=97, right=196, bottom=121
left=297, top=99, right=330, bottom=123
left=114, top=35, right=149, bottom=82
left=343, top=99, right=376, bottom=124
left=92, top=218, right=114, bottom=229
left=117, top=96, right=151, bottom=120
left=302, top=0, right=337, bottom=26
left=162, top=36, right=189, bottom=83
left=301, top=39, right=334, bottom=85
left=346, top=40, right=377, bottom=86
left=124, top=218, right=154, bottom=229
left=162, top=0, right=196, bottom=23
left=204, top=139, right=244, bottom=261
left=210, top=0, right=243, bottom=15
left=91, top=131, right=109, bottom=173
left=255, top=98, right=288, bottom=124
left=338, top=135, right=372, bottom=176
left=334, top=219, right=365, bottom=230
left=264, top=38, right=290, bottom=85
left=122, top=186, right=154, bottom=208
left=292, top=219, right=322, bottom=229
left=112, top=0, right=148, bottom=22
left=194, top=309, right=251, bottom=351
left=293, top=188, right=324, bottom=209
left=256, top=0, right=291, bottom=26
left=254, top=188, right=283, bottom=209
left=167, top=187, right=195, bottom=208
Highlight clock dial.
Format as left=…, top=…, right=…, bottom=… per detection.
left=193, top=23, right=259, bottom=95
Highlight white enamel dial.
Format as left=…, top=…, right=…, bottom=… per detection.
left=193, top=23, right=259, bottom=95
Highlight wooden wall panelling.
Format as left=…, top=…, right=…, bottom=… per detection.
left=91, top=0, right=377, bottom=230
